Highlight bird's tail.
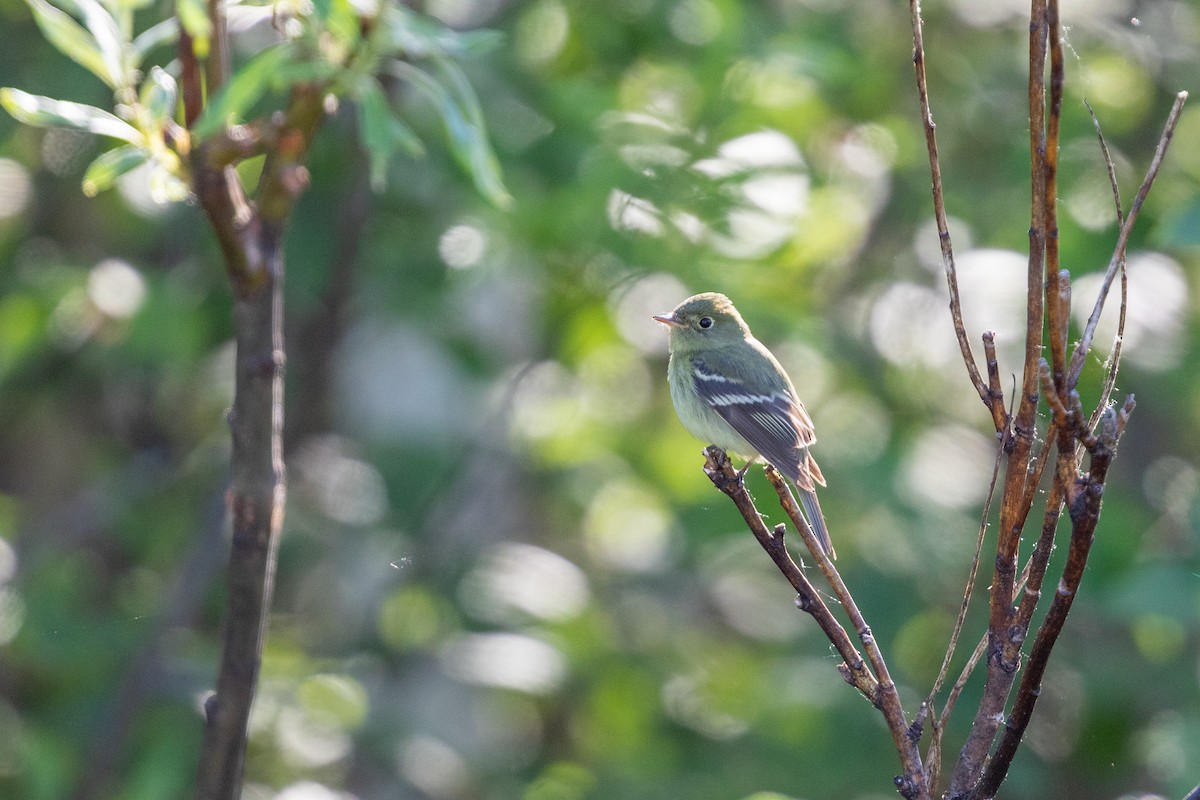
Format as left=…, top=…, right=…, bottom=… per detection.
left=798, top=487, right=835, bottom=560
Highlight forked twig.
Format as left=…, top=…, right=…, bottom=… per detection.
left=901, top=0, right=1173, bottom=795
left=988, top=110, right=1193, bottom=786
left=1068, top=90, right=1188, bottom=385
left=921, top=443, right=1002, bottom=790
left=1083, top=99, right=1128, bottom=429
left=763, top=465, right=928, bottom=800
left=977, top=397, right=1135, bottom=796
left=929, top=442, right=1003, bottom=701
left=947, top=3, right=1054, bottom=793
left=704, top=449, right=929, bottom=799
left=908, top=0, right=1006, bottom=435
left=703, top=449, right=878, bottom=700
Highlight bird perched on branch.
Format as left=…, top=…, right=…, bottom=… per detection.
left=653, top=292, right=833, bottom=558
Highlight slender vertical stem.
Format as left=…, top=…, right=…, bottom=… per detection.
left=907, top=0, right=1006, bottom=435
left=1067, top=91, right=1188, bottom=385
left=705, top=449, right=930, bottom=799
left=975, top=400, right=1133, bottom=796
left=184, top=21, right=326, bottom=800
left=703, top=450, right=878, bottom=701
left=1043, top=0, right=1066, bottom=393
left=764, top=466, right=925, bottom=797
left=193, top=242, right=287, bottom=800
left=947, top=1, right=1050, bottom=794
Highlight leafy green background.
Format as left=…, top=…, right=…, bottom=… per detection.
left=1, top=1, right=1198, bottom=799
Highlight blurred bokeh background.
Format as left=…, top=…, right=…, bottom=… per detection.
left=1, top=0, right=1199, bottom=798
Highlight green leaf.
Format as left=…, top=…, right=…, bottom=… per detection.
left=81, top=144, right=148, bottom=195
left=382, top=5, right=503, bottom=60
left=190, top=43, right=294, bottom=141
left=131, top=18, right=178, bottom=66
left=54, top=0, right=127, bottom=88
left=385, top=60, right=510, bottom=208
left=432, top=57, right=510, bottom=207
left=355, top=75, right=424, bottom=191
left=234, top=153, right=265, bottom=194
left=271, top=59, right=339, bottom=86
left=452, top=29, right=503, bottom=58
left=175, top=0, right=210, bottom=41
left=1, top=88, right=143, bottom=143
left=324, top=0, right=362, bottom=50
left=115, top=0, right=156, bottom=12
left=24, top=0, right=120, bottom=88
left=139, top=66, right=176, bottom=125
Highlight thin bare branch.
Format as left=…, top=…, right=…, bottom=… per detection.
left=1085, top=100, right=1125, bottom=227
left=921, top=443, right=1002, bottom=790
left=1044, top=0, right=1068, bottom=394
left=926, top=443, right=1002, bottom=709
left=936, top=539, right=1040, bottom=745
left=948, top=1, right=1051, bottom=792
left=982, top=331, right=1005, bottom=427
left=908, top=0, right=1005, bottom=434
left=702, top=449, right=878, bottom=701
left=1084, top=100, right=1128, bottom=431
left=707, top=448, right=929, bottom=798
left=929, top=628, right=989, bottom=790
left=762, top=466, right=927, bottom=799
left=1068, top=90, right=1188, bottom=386
left=1012, top=461, right=1067, bottom=632
left=929, top=489, right=1054, bottom=795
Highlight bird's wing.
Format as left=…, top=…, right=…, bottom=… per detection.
left=690, top=351, right=824, bottom=490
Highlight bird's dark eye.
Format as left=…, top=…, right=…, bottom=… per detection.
left=698, top=317, right=713, bottom=329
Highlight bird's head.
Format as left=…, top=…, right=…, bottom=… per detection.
left=653, top=292, right=751, bottom=353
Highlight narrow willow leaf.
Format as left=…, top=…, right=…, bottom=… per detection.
left=434, top=56, right=488, bottom=136
left=324, top=0, right=362, bottom=50
left=355, top=75, right=424, bottom=191
left=450, top=29, right=503, bottom=58
left=81, top=144, right=148, bottom=196
left=190, top=43, right=293, bottom=141
left=139, top=66, right=177, bottom=124
left=131, top=18, right=178, bottom=65
left=175, top=0, right=210, bottom=40
left=55, top=0, right=127, bottom=89
left=24, top=0, right=117, bottom=88
left=1, top=88, right=143, bottom=143
left=382, top=6, right=500, bottom=60
left=386, top=60, right=510, bottom=208
left=273, top=59, right=339, bottom=86
left=176, top=0, right=210, bottom=58
left=430, top=57, right=509, bottom=207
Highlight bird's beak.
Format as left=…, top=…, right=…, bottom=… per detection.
left=652, top=312, right=682, bottom=328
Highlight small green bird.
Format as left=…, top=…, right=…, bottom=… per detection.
left=654, top=292, right=833, bottom=558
